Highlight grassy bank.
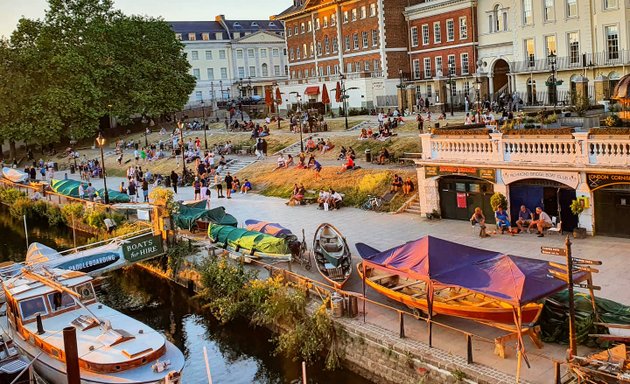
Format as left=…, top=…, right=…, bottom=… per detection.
left=309, top=135, right=421, bottom=161
left=237, top=163, right=416, bottom=210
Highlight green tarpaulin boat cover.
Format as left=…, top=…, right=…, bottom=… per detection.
left=173, top=205, right=238, bottom=230
left=208, top=223, right=290, bottom=256
left=183, top=200, right=207, bottom=209
left=51, top=179, right=130, bottom=203
left=538, top=290, right=630, bottom=347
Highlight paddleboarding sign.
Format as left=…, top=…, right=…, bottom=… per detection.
left=123, top=234, right=164, bottom=262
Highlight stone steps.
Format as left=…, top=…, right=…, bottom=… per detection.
left=401, top=195, right=422, bottom=215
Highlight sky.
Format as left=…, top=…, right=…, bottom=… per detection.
left=0, top=0, right=290, bottom=38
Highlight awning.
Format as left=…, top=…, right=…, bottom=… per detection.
left=304, top=86, right=320, bottom=95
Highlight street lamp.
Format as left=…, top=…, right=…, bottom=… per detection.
left=397, top=69, right=406, bottom=114
left=95, top=133, right=109, bottom=204
left=475, top=77, right=482, bottom=113
left=237, top=78, right=245, bottom=122
left=547, top=51, right=557, bottom=107
left=290, top=92, right=305, bottom=152
left=447, top=62, right=455, bottom=116
left=200, top=100, right=208, bottom=149
left=272, top=81, right=281, bottom=130
left=339, top=74, right=357, bottom=130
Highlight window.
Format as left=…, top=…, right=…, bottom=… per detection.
left=365, top=61, right=371, bottom=71
left=435, top=56, right=443, bottom=74
left=317, top=42, right=322, bottom=55
left=347, top=63, right=352, bottom=73
left=422, top=25, right=430, bottom=45
left=362, top=31, right=369, bottom=48
left=260, top=49, right=267, bottom=58
left=427, top=84, right=433, bottom=97
left=207, top=68, right=214, bottom=80
left=459, top=17, right=467, bottom=39
left=370, top=3, right=377, bottom=16
left=333, top=37, right=338, bottom=52
left=411, top=27, right=419, bottom=47
left=238, top=67, right=245, bottom=78
left=343, top=11, right=349, bottom=23
left=315, top=18, right=320, bottom=30
left=195, top=90, right=202, bottom=101
left=272, top=48, right=279, bottom=57
left=446, top=20, right=455, bottom=41
left=301, top=23, right=305, bottom=33
left=433, top=22, right=441, bottom=43
left=334, top=64, right=339, bottom=74
left=287, top=27, right=292, bottom=37
left=175, top=33, right=182, bottom=40
left=19, top=297, right=48, bottom=320
left=544, top=0, right=555, bottom=21
left=274, top=65, right=281, bottom=76
left=248, top=49, right=255, bottom=58
left=352, top=9, right=357, bottom=21
left=373, top=59, right=380, bottom=71
left=191, top=51, right=199, bottom=60
left=361, top=6, right=367, bottom=18
left=331, top=14, right=336, bottom=26
left=188, top=33, right=196, bottom=41
left=447, top=55, right=456, bottom=75
left=294, top=26, right=298, bottom=35
left=523, top=0, right=533, bottom=24
left=205, top=50, right=213, bottom=60
left=525, top=38, right=535, bottom=67
left=355, top=62, right=361, bottom=72
left=290, top=48, right=295, bottom=60
left=491, top=5, right=508, bottom=32
left=604, top=0, right=617, bottom=9
left=326, top=65, right=331, bottom=75
left=221, top=67, right=227, bottom=79
left=372, top=30, right=379, bottom=46
left=461, top=53, right=469, bottom=74
left=215, top=32, right=223, bottom=40
left=325, top=36, right=330, bottom=53
left=323, top=17, right=328, bottom=27
left=262, top=64, right=268, bottom=77
left=236, top=49, right=244, bottom=59
left=307, top=21, right=312, bottom=32
left=48, top=292, right=75, bottom=312
left=192, top=68, right=200, bottom=80
left=285, top=65, right=288, bottom=75
left=545, top=35, right=557, bottom=57
left=424, top=58, right=432, bottom=78
left=566, top=0, right=577, bottom=17
left=413, top=59, right=421, bottom=79
left=464, top=81, right=470, bottom=95
left=451, top=82, right=457, bottom=97
left=219, top=50, right=226, bottom=59
left=353, top=33, right=359, bottom=49
left=568, top=32, right=580, bottom=64
left=309, top=43, right=314, bottom=57
left=606, top=25, right=619, bottom=60
left=202, top=33, right=210, bottom=41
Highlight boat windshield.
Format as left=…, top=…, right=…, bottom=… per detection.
left=19, top=296, right=48, bottom=321
left=47, top=291, right=76, bottom=312
left=75, top=282, right=95, bottom=302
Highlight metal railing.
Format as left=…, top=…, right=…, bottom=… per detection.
left=511, top=50, right=630, bottom=73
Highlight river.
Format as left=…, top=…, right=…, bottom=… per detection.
left=0, top=209, right=372, bottom=384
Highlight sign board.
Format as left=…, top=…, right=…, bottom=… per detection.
left=425, top=166, right=496, bottom=182
left=501, top=170, right=580, bottom=189
left=541, top=246, right=567, bottom=256
left=122, top=234, right=164, bottom=262
left=586, top=173, right=630, bottom=190
left=137, top=209, right=151, bottom=221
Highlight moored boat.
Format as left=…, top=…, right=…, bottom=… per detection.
left=2, top=267, right=184, bottom=383
left=357, top=262, right=543, bottom=324
left=312, top=223, right=352, bottom=289
left=208, top=223, right=293, bottom=261
left=2, top=167, right=29, bottom=184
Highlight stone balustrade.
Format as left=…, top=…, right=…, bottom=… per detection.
left=420, top=132, right=630, bottom=168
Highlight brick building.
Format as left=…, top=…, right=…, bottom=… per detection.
left=274, top=0, right=421, bottom=111
left=404, top=0, right=478, bottom=113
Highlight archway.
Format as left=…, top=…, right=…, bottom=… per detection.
left=492, top=59, right=510, bottom=96
left=438, top=176, right=495, bottom=223
left=609, top=71, right=621, bottom=93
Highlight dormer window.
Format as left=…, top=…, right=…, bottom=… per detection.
left=251, top=22, right=259, bottom=27
left=188, top=33, right=196, bottom=41
left=202, top=33, right=210, bottom=41
left=233, top=22, right=241, bottom=27
left=269, top=22, right=276, bottom=26
left=175, top=33, right=182, bottom=41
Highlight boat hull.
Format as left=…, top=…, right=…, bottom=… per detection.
left=357, top=263, right=542, bottom=325
left=313, top=223, right=352, bottom=289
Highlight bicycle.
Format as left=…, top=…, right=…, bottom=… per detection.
left=361, top=195, right=384, bottom=211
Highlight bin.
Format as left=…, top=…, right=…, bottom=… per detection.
left=70, top=164, right=75, bottom=174
left=365, top=149, right=372, bottom=163
left=347, top=295, right=358, bottom=318
left=53, top=162, right=59, bottom=171
left=331, top=292, right=344, bottom=318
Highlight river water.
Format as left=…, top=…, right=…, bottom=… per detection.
left=0, top=210, right=372, bottom=384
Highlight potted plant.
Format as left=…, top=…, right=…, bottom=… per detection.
left=490, top=192, right=508, bottom=212
left=570, top=199, right=587, bottom=239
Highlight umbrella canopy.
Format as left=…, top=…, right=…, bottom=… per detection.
left=335, top=82, right=342, bottom=103
left=321, top=83, right=330, bottom=104
left=275, top=87, right=282, bottom=105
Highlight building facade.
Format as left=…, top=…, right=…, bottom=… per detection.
left=405, top=0, right=478, bottom=112
left=274, top=0, right=421, bottom=111
left=170, top=15, right=288, bottom=107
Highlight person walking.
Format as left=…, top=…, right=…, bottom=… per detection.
left=224, top=172, right=233, bottom=199
left=170, top=170, right=179, bottom=194
left=193, top=177, right=201, bottom=200
left=86, top=183, right=96, bottom=202
left=142, top=178, right=149, bottom=202
left=214, top=173, right=224, bottom=198
left=128, top=180, right=137, bottom=203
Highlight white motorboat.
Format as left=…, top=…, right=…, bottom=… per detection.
left=1, top=167, right=29, bottom=184
left=1, top=267, right=184, bottom=383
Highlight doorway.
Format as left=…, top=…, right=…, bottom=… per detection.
left=439, top=176, right=495, bottom=224
left=509, top=180, right=578, bottom=231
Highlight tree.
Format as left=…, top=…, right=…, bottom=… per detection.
left=0, top=0, right=195, bottom=152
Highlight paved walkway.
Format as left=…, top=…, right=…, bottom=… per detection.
left=70, top=173, right=630, bottom=383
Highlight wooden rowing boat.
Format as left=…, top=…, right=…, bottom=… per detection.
left=357, top=262, right=543, bottom=325
left=312, top=223, right=352, bottom=289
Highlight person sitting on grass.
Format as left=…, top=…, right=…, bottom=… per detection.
left=359, top=128, right=369, bottom=140
left=338, top=155, right=355, bottom=173
left=390, top=174, right=403, bottom=193
left=286, top=183, right=306, bottom=206
left=297, top=151, right=307, bottom=168
left=275, top=154, right=286, bottom=170
left=402, top=177, right=415, bottom=195
left=306, top=137, right=317, bottom=152
left=317, top=189, right=330, bottom=210
left=337, top=146, right=347, bottom=160
left=240, top=179, right=252, bottom=194
left=285, top=154, right=295, bottom=167
left=377, top=148, right=390, bottom=165
left=494, top=206, right=512, bottom=234
left=329, top=189, right=343, bottom=210
left=321, top=138, right=335, bottom=154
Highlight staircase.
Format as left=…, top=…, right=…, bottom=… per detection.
left=396, top=194, right=422, bottom=215
left=209, top=158, right=256, bottom=186
left=276, top=135, right=318, bottom=157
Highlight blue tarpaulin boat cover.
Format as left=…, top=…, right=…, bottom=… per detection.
left=357, top=236, right=580, bottom=307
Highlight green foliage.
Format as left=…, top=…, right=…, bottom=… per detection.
left=45, top=205, right=63, bottom=226
left=61, top=202, right=85, bottom=223
left=570, top=91, right=590, bottom=117
left=603, top=114, right=622, bottom=127
left=0, top=188, right=27, bottom=205
left=9, top=197, right=34, bottom=219
left=490, top=192, right=508, bottom=211
left=84, top=208, right=107, bottom=229
left=452, top=369, right=467, bottom=381
left=570, top=199, right=585, bottom=216
left=166, top=240, right=194, bottom=277
left=149, top=187, right=178, bottom=215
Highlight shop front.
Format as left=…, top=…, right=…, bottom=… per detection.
left=587, top=173, right=630, bottom=238
left=502, top=170, right=580, bottom=231
left=426, top=166, right=496, bottom=223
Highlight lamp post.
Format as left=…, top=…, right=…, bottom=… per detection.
left=447, top=62, right=455, bottom=117
left=219, top=80, right=224, bottom=102
left=397, top=69, right=406, bottom=115
left=95, top=133, right=109, bottom=204
left=272, top=81, right=281, bottom=130
left=144, top=127, right=148, bottom=147
left=177, top=120, right=186, bottom=177
left=107, top=104, right=113, bottom=129
left=339, top=74, right=357, bottom=130
left=548, top=51, right=557, bottom=107
left=200, top=100, right=208, bottom=149
left=475, top=77, right=482, bottom=114
left=297, top=94, right=304, bottom=152
left=236, top=78, right=245, bottom=122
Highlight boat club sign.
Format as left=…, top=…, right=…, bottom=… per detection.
left=122, top=234, right=164, bottom=262
left=586, top=173, right=630, bottom=190
left=501, top=170, right=579, bottom=189
left=425, top=166, right=496, bottom=181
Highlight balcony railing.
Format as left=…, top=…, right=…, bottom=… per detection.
left=285, top=70, right=384, bottom=85
left=511, top=50, right=630, bottom=73
left=419, top=132, right=630, bottom=168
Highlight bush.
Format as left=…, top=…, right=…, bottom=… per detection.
left=61, top=203, right=85, bottom=223
left=46, top=205, right=63, bottom=226
left=0, top=188, right=27, bottom=205
left=9, top=198, right=34, bottom=219
left=603, top=114, right=622, bottom=127
left=84, top=208, right=107, bottom=229
left=490, top=192, right=508, bottom=211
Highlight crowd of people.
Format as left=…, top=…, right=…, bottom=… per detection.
left=470, top=205, right=554, bottom=238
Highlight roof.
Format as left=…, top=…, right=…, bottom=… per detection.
left=305, top=86, right=320, bottom=95
left=169, top=19, right=284, bottom=42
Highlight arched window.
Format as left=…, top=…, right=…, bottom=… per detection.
left=261, top=64, right=268, bottom=77
left=490, top=4, right=507, bottom=32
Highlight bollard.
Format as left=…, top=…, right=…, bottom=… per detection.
left=348, top=295, right=358, bottom=318
left=466, top=334, right=473, bottom=364
left=399, top=312, right=405, bottom=338
left=554, top=361, right=561, bottom=384
left=63, top=326, right=81, bottom=384
left=36, top=314, right=45, bottom=335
